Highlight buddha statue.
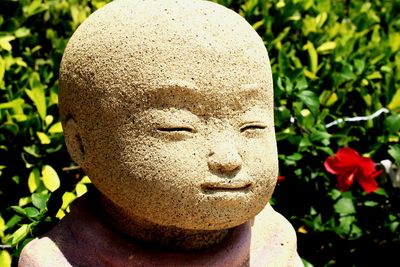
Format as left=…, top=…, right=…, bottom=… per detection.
left=19, top=0, right=302, bottom=266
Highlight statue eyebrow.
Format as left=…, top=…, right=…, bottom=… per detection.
left=150, top=83, right=265, bottom=98
left=139, top=82, right=271, bottom=114
left=139, top=85, right=205, bottom=113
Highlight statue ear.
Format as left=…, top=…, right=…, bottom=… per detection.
left=64, top=118, right=86, bottom=166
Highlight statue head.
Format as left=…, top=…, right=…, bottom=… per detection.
left=59, top=0, right=278, bottom=231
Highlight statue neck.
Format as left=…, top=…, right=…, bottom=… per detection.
left=96, top=192, right=230, bottom=250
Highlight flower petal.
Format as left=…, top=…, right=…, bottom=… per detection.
left=358, top=157, right=378, bottom=177
left=336, top=169, right=357, bottom=191
left=335, top=147, right=361, bottom=160
left=357, top=170, right=382, bottom=193
left=324, top=147, right=360, bottom=175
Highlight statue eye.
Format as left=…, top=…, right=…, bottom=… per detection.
left=156, top=125, right=196, bottom=141
left=157, top=126, right=195, bottom=133
left=240, top=123, right=267, bottom=133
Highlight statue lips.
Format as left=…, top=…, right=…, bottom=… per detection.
left=201, top=177, right=253, bottom=193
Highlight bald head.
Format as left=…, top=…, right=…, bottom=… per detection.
left=59, top=0, right=272, bottom=123
left=59, top=0, right=277, bottom=231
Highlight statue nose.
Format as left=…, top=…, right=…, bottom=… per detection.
left=208, top=144, right=242, bottom=173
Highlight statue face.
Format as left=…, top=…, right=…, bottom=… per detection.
left=78, top=77, right=277, bottom=230
left=60, top=0, right=278, bottom=230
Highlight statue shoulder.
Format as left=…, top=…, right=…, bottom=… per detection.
left=18, top=237, right=72, bottom=267
left=250, top=203, right=303, bottom=267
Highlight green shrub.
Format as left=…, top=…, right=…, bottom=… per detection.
left=0, top=1, right=108, bottom=265
left=234, top=0, right=400, bottom=265
left=1, top=0, right=399, bottom=266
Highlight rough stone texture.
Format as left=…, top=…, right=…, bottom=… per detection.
left=60, top=0, right=276, bottom=234
left=19, top=0, right=302, bottom=265
left=19, top=197, right=302, bottom=266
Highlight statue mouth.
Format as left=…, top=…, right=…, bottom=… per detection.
left=201, top=180, right=252, bottom=193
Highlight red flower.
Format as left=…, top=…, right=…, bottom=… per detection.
left=324, top=147, right=382, bottom=193
left=277, top=175, right=285, bottom=184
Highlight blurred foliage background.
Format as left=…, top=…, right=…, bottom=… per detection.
left=0, top=0, right=399, bottom=266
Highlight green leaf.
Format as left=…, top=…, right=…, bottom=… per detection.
left=0, top=56, right=5, bottom=89
left=301, top=258, right=314, bottom=267
left=0, top=99, right=25, bottom=110
left=11, top=224, right=30, bottom=245
left=12, top=175, right=20, bottom=184
left=0, top=250, right=12, bottom=267
left=13, top=57, right=27, bottom=68
left=390, top=222, right=399, bottom=233
left=0, top=36, right=15, bottom=51
left=80, top=176, right=91, bottom=184
left=287, top=153, right=303, bottom=161
left=61, top=192, right=77, bottom=209
left=334, top=197, right=356, bottom=215
left=316, top=12, right=328, bottom=28
left=388, top=145, right=400, bottom=163
left=310, top=128, right=331, bottom=145
left=76, top=183, right=87, bottom=197
left=23, top=145, right=41, bottom=158
left=25, top=87, right=46, bottom=120
left=48, top=122, right=63, bottom=134
left=319, top=90, right=338, bottom=107
left=5, top=215, right=22, bottom=229
left=278, top=49, right=289, bottom=74
left=326, top=92, right=337, bottom=106
left=337, top=216, right=356, bottom=236
left=349, top=223, right=362, bottom=239
left=15, top=27, right=31, bottom=38
left=389, top=32, right=400, bottom=52
left=276, top=0, right=285, bottom=8
left=36, top=132, right=51, bottom=145
left=294, top=75, right=308, bottom=91
left=364, top=201, right=378, bottom=207
left=373, top=188, right=389, bottom=197
left=297, top=90, right=320, bottom=115
left=28, top=168, right=41, bottom=193
left=299, top=136, right=313, bottom=148
left=302, top=16, right=317, bottom=35
left=0, top=215, right=5, bottom=235
left=329, top=189, right=342, bottom=201
left=252, top=20, right=264, bottom=31
left=303, top=41, right=318, bottom=74
left=384, top=114, right=400, bottom=134
left=19, top=197, right=31, bottom=207
left=11, top=206, right=26, bottom=216
left=340, top=63, right=356, bottom=81
left=354, top=59, right=365, bottom=74
left=24, top=207, right=40, bottom=218
left=316, top=41, right=336, bottom=53
left=25, top=72, right=46, bottom=120
left=23, top=0, right=48, bottom=18
left=388, top=89, right=400, bottom=112
left=42, top=165, right=60, bottom=192
left=45, top=115, right=54, bottom=126
left=31, top=193, right=49, bottom=210
left=70, top=5, right=88, bottom=28
left=366, top=71, right=382, bottom=80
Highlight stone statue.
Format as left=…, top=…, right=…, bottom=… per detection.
left=19, top=0, right=302, bottom=266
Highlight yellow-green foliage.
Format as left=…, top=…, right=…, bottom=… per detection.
left=0, top=1, right=109, bottom=265
left=1, top=0, right=399, bottom=266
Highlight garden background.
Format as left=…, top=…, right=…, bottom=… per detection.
left=0, top=0, right=399, bottom=266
